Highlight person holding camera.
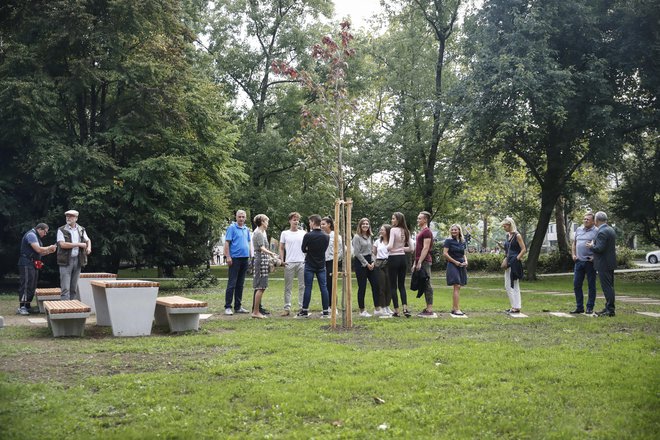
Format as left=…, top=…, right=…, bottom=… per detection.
left=17, top=223, right=56, bottom=315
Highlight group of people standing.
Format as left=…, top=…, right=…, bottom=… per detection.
left=223, top=209, right=478, bottom=319
left=18, top=207, right=617, bottom=320
left=17, top=209, right=92, bottom=315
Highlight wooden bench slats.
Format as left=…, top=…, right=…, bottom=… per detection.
left=91, top=280, right=160, bottom=288
left=157, top=296, right=208, bottom=308
left=36, top=288, right=62, bottom=295
left=80, top=273, right=117, bottom=278
left=44, top=300, right=91, bottom=314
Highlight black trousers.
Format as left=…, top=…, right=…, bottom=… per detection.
left=598, top=269, right=615, bottom=312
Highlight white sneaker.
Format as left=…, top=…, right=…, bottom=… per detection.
left=224, top=308, right=234, bottom=315
left=373, top=309, right=386, bottom=316
left=359, top=310, right=372, bottom=317
left=384, top=307, right=394, bottom=315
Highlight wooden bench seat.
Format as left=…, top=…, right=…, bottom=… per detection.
left=154, top=296, right=208, bottom=332
left=44, top=300, right=91, bottom=337
left=35, top=288, right=62, bottom=313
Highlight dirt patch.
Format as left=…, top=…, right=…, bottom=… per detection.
left=0, top=343, right=230, bottom=385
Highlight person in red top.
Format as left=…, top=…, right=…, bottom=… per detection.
left=414, top=211, right=435, bottom=317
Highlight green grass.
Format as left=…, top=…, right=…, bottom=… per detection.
left=0, top=272, right=658, bottom=439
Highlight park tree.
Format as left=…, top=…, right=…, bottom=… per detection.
left=207, top=0, right=336, bottom=226
left=461, top=0, right=657, bottom=278
left=612, top=134, right=660, bottom=247
left=359, top=0, right=463, bottom=219
left=0, top=0, right=240, bottom=277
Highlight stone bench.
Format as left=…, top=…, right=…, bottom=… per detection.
left=91, top=280, right=159, bottom=337
left=78, top=273, right=117, bottom=314
left=35, top=288, right=62, bottom=313
left=154, top=296, right=208, bottom=332
left=44, top=300, right=91, bottom=337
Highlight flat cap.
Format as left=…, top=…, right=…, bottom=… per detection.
left=64, top=209, right=79, bottom=217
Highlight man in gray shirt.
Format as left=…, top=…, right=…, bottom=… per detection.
left=570, top=212, right=597, bottom=314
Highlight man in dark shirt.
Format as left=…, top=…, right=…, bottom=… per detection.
left=297, top=214, right=330, bottom=318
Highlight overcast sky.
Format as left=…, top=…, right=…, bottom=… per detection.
left=332, top=0, right=383, bottom=28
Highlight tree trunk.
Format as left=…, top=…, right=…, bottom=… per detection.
left=555, top=196, right=570, bottom=258
left=526, top=189, right=561, bottom=279
left=482, top=214, right=488, bottom=249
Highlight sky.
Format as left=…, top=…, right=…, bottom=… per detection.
left=332, top=0, right=384, bottom=29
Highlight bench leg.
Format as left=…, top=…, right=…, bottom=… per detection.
left=49, top=317, right=87, bottom=337
left=167, top=313, right=201, bottom=332
left=154, top=304, right=169, bottom=327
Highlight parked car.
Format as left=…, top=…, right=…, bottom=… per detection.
left=646, top=250, right=660, bottom=264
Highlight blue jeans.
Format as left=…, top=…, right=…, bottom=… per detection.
left=302, top=265, right=329, bottom=311
left=573, top=260, right=596, bottom=310
left=225, top=257, right=249, bottom=310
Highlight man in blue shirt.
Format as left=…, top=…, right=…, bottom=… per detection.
left=223, top=210, right=252, bottom=315
left=17, top=223, right=56, bottom=315
left=570, top=212, right=598, bottom=314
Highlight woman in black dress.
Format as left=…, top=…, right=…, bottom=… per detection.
left=443, top=224, right=468, bottom=316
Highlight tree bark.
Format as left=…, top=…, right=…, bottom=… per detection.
left=526, top=188, right=561, bottom=279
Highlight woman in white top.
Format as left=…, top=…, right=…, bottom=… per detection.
left=321, top=216, right=343, bottom=309
left=352, top=218, right=380, bottom=317
left=372, top=224, right=393, bottom=316
left=387, top=212, right=412, bottom=317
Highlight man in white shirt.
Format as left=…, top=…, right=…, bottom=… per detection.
left=57, top=209, right=92, bottom=300
left=279, top=212, right=306, bottom=316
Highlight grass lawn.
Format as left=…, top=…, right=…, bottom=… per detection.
left=0, top=271, right=658, bottom=439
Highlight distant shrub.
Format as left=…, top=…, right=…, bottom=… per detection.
left=177, top=266, right=218, bottom=289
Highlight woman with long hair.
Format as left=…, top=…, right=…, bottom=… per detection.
left=352, top=218, right=379, bottom=317
left=321, top=216, right=342, bottom=311
left=500, top=217, right=526, bottom=314
left=251, top=214, right=278, bottom=319
left=443, top=224, right=468, bottom=316
left=372, top=224, right=393, bottom=317
left=387, top=212, right=412, bottom=317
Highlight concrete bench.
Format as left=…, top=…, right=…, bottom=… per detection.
left=44, top=300, right=91, bottom=337
left=91, top=280, right=159, bottom=337
left=154, top=296, right=208, bottom=332
left=78, top=273, right=117, bottom=314
left=35, top=288, right=62, bottom=313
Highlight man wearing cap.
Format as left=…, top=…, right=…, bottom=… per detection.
left=17, top=223, right=57, bottom=315
left=57, top=210, right=92, bottom=300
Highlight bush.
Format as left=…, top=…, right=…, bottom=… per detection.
left=177, top=266, right=218, bottom=289
left=616, top=247, right=635, bottom=269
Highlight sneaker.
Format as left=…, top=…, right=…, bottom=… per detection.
left=235, top=307, right=250, bottom=314
left=259, top=308, right=271, bottom=315
left=403, top=309, right=411, bottom=318
left=295, top=310, right=310, bottom=318
left=451, top=310, right=465, bottom=316
left=321, top=311, right=330, bottom=319
left=224, top=308, right=234, bottom=315
left=359, top=310, right=372, bottom=317
left=391, top=312, right=400, bottom=317
left=16, top=307, right=29, bottom=316
left=373, top=309, right=385, bottom=316
left=28, top=305, right=41, bottom=314
left=384, top=307, right=394, bottom=315
left=280, top=310, right=291, bottom=317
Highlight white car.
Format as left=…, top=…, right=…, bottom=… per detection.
left=646, top=250, right=660, bottom=264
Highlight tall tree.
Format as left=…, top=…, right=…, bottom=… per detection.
left=461, top=0, right=657, bottom=278
left=0, top=0, right=240, bottom=276
left=612, top=134, right=660, bottom=247
left=207, top=0, right=335, bottom=225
